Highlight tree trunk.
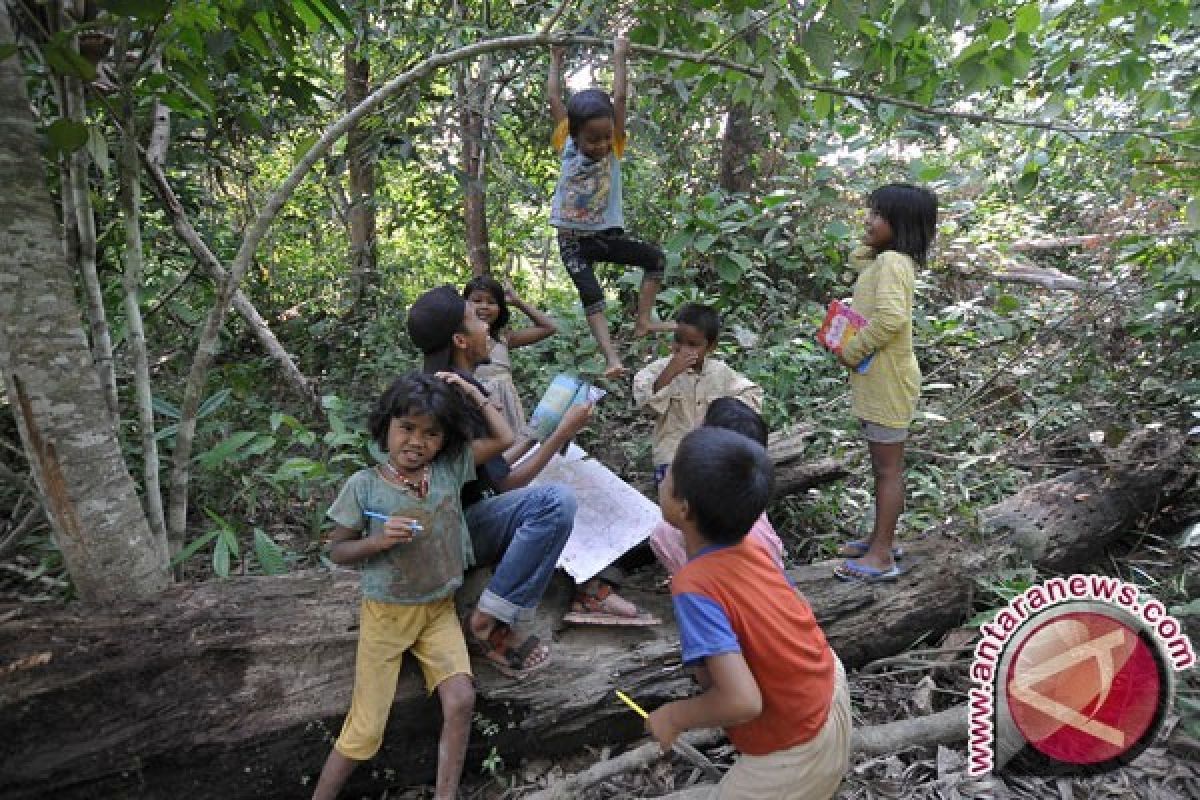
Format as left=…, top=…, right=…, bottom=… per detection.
left=0, top=3, right=168, bottom=603
left=117, top=105, right=169, bottom=551
left=718, top=99, right=758, bottom=193
left=460, top=53, right=493, bottom=276
left=344, top=3, right=377, bottom=306
left=0, top=429, right=1185, bottom=799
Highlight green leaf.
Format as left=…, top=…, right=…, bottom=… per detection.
left=222, top=527, right=240, bottom=558
left=807, top=27, right=835, bottom=74
left=828, top=0, right=863, bottom=30
left=825, top=220, right=852, bottom=239
left=0, top=44, right=17, bottom=62
left=1014, top=4, right=1040, bottom=34
left=45, top=119, right=89, bottom=155
left=296, top=0, right=353, bottom=32
left=253, top=528, right=288, bottom=575
left=43, top=39, right=96, bottom=81
left=196, top=388, right=231, bottom=420
left=169, top=529, right=219, bottom=567
left=153, top=395, right=180, bottom=419
left=995, top=293, right=1020, bottom=314
left=813, top=90, right=832, bottom=119
left=716, top=256, right=744, bottom=282
left=212, top=535, right=231, bottom=578
left=196, top=431, right=260, bottom=467
left=1015, top=170, right=1039, bottom=197
left=98, top=0, right=169, bottom=20
left=694, top=233, right=718, bottom=253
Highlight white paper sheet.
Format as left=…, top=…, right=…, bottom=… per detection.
left=524, top=443, right=661, bottom=583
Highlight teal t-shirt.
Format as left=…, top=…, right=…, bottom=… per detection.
left=327, top=447, right=475, bottom=605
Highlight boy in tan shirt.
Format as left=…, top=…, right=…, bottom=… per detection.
left=633, top=303, right=763, bottom=483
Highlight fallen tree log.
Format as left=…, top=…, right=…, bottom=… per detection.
left=0, top=430, right=1186, bottom=799
left=523, top=705, right=970, bottom=800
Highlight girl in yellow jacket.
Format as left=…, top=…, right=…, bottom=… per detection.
left=834, top=184, right=937, bottom=582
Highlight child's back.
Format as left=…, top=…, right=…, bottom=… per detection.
left=651, top=427, right=850, bottom=800
left=673, top=539, right=835, bottom=754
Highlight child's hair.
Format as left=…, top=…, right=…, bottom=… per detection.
left=675, top=303, right=720, bottom=345
left=703, top=398, right=768, bottom=448
left=867, top=183, right=938, bottom=267
left=367, top=372, right=473, bottom=459
left=671, top=427, right=773, bottom=546
left=461, top=275, right=510, bottom=336
left=566, top=88, right=615, bottom=138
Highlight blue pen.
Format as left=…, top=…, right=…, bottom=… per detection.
left=364, top=510, right=423, bottom=533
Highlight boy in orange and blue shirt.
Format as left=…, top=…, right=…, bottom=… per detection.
left=647, top=428, right=852, bottom=799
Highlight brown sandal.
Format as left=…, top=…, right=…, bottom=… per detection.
left=464, top=621, right=551, bottom=679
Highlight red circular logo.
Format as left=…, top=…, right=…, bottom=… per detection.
left=1005, top=610, right=1163, bottom=767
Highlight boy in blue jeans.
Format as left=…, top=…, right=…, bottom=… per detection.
left=648, top=428, right=852, bottom=799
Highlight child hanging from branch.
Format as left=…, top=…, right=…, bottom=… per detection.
left=548, top=34, right=674, bottom=379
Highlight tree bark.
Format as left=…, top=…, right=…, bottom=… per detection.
left=718, top=99, right=758, bottom=193
left=0, top=429, right=1184, bottom=799
left=344, top=2, right=378, bottom=306
left=460, top=53, right=493, bottom=276
left=0, top=3, right=168, bottom=603
left=117, top=104, right=169, bottom=551
left=64, top=73, right=121, bottom=422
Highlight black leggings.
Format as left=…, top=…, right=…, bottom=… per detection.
left=557, top=228, right=666, bottom=315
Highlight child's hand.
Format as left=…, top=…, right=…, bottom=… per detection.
left=502, top=279, right=520, bottom=305
left=373, top=516, right=423, bottom=551
left=559, top=402, right=593, bottom=437
left=435, top=370, right=487, bottom=409
left=646, top=704, right=682, bottom=752
left=668, top=346, right=700, bottom=374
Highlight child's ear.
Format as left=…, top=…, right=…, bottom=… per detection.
left=451, top=331, right=467, bottom=351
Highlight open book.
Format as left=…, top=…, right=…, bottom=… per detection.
left=528, top=373, right=606, bottom=442
left=816, top=299, right=874, bottom=374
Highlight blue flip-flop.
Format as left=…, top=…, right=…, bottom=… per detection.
left=836, top=539, right=905, bottom=559
left=833, top=558, right=905, bottom=583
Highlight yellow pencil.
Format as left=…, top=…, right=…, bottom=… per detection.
left=613, top=690, right=721, bottom=781
left=616, top=690, right=648, bottom=718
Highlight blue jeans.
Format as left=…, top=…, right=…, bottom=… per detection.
left=464, top=484, right=576, bottom=627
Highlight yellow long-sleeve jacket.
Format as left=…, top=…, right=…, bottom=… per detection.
left=841, top=245, right=921, bottom=429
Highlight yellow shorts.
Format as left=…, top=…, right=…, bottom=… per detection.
left=334, top=595, right=472, bottom=760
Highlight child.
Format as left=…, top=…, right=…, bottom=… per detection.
left=412, top=283, right=652, bottom=627
left=833, top=183, right=937, bottom=583
left=462, top=275, right=557, bottom=462
left=548, top=35, right=673, bottom=378
left=632, top=303, right=763, bottom=485
left=407, top=284, right=578, bottom=673
left=647, top=428, right=851, bottom=799
left=648, top=397, right=785, bottom=574
left=312, top=371, right=513, bottom=800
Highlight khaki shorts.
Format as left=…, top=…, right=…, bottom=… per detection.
left=860, top=419, right=908, bottom=444
left=715, top=656, right=852, bottom=800
left=335, top=596, right=472, bottom=760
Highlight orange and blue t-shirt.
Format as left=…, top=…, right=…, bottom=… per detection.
left=672, top=538, right=836, bottom=755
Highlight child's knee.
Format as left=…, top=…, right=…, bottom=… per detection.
left=438, top=674, right=475, bottom=719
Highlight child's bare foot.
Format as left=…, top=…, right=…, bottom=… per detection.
left=633, top=319, right=676, bottom=337
left=603, top=362, right=629, bottom=379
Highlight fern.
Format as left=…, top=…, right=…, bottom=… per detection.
left=253, top=528, right=288, bottom=575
